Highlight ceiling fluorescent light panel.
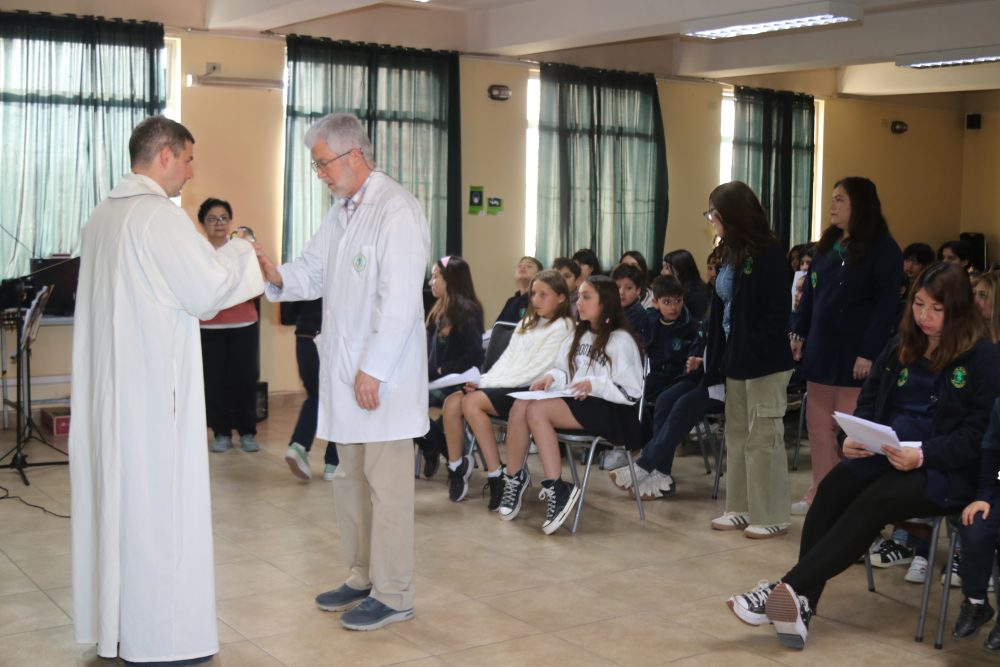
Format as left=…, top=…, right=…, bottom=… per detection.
left=896, top=44, right=1000, bottom=68
left=682, top=1, right=862, bottom=39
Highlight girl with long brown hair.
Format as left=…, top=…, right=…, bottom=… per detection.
left=727, top=262, right=1000, bottom=650
left=497, top=275, right=644, bottom=534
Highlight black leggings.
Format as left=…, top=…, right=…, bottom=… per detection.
left=782, top=461, right=947, bottom=610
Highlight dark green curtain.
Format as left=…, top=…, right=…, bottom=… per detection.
left=282, top=36, right=460, bottom=264
left=536, top=63, right=667, bottom=267
left=732, top=86, right=814, bottom=249
left=0, top=11, right=165, bottom=279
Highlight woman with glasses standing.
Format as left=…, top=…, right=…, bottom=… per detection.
left=789, top=178, right=903, bottom=517
left=198, top=197, right=262, bottom=453
left=702, top=182, right=795, bottom=538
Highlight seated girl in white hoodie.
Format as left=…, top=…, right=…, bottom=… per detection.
left=441, top=269, right=574, bottom=504
left=498, top=275, right=644, bottom=534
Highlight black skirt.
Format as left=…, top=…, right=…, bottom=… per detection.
left=563, top=396, right=643, bottom=451
left=481, top=387, right=528, bottom=420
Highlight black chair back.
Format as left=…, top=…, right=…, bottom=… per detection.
left=483, top=321, right=518, bottom=373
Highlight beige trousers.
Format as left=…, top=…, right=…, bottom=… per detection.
left=724, top=370, right=793, bottom=526
left=803, top=382, right=862, bottom=503
left=333, top=439, right=415, bottom=611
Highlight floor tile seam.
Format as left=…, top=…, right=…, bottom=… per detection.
left=8, top=558, right=49, bottom=592
left=241, top=636, right=293, bottom=666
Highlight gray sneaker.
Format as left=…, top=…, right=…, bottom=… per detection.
left=240, top=434, right=261, bottom=452
left=340, top=596, right=414, bottom=631
left=210, top=435, right=231, bottom=453
left=316, top=584, right=372, bottom=612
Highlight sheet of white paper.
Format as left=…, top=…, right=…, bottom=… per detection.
left=833, top=411, right=922, bottom=454
left=707, top=383, right=725, bottom=402
left=427, top=367, right=481, bottom=390
left=506, top=389, right=575, bottom=400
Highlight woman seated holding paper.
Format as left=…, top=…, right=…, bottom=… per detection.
left=415, top=256, right=485, bottom=477
left=726, top=262, right=1000, bottom=650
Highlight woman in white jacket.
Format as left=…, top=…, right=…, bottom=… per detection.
left=442, top=270, right=574, bottom=504
left=499, top=275, right=644, bottom=534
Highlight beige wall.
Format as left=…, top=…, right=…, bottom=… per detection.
left=459, top=59, right=530, bottom=321
left=176, top=34, right=299, bottom=394
left=660, top=79, right=722, bottom=269
left=960, top=111, right=1000, bottom=262
left=820, top=98, right=966, bottom=252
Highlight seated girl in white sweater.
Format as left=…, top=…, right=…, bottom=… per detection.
left=442, top=270, right=574, bottom=504
left=499, top=275, right=645, bottom=534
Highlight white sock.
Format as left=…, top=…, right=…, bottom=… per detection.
left=448, top=459, right=462, bottom=472
left=487, top=467, right=503, bottom=478
left=970, top=597, right=986, bottom=605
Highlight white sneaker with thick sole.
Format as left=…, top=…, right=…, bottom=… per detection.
left=728, top=580, right=774, bottom=626
left=766, top=583, right=812, bottom=649
left=609, top=464, right=648, bottom=490
left=600, top=448, right=627, bottom=471
left=649, top=470, right=675, bottom=496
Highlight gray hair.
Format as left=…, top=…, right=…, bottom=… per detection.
left=129, top=116, right=194, bottom=167
left=303, top=113, right=374, bottom=164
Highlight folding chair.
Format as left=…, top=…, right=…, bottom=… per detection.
left=861, top=515, right=960, bottom=649
left=553, top=358, right=650, bottom=533
left=464, top=321, right=518, bottom=468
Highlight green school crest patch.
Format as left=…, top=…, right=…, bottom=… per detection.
left=353, top=252, right=368, bottom=274
left=896, top=368, right=908, bottom=387
left=672, top=338, right=682, bottom=351
left=951, top=366, right=968, bottom=389
left=811, top=272, right=818, bottom=288
left=743, top=257, right=754, bottom=275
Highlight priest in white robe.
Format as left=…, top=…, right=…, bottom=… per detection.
left=70, top=116, right=264, bottom=665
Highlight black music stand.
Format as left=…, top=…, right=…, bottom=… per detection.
left=0, top=284, right=68, bottom=485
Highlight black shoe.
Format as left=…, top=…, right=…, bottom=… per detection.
left=540, top=478, right=581, bottom=535
left=498, top=468, right=530, bottom=520
left=448, top=454, right=473, bottom=502
left=485, top=473, right=505, bottom=511
left=954, top=599, right=995, bottom=639
left=423, top=451, right=441, bottom=479
left=985, top=622, right=1000, bottom=651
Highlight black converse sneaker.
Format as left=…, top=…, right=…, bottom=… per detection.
left=448, top=454, right=474, bottom=502
left=540, top=478, right=581, bottom=535
left=766, top=582, right=813, bottom=649
left=498, top=467, right=531, bottom=520
left=485, top=473, right=505, bottom=511
left=728, top=580, right=775, bottom=626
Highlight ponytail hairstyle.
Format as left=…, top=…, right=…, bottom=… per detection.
left=426, top=255, right=484, bottom=335
left=518, top=269, right=571, bottom=334
left=898, top=262, right=987, bottom=373
left=567, top=275, right=642, bottom=377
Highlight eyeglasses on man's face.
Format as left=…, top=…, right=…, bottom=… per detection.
left=205, top=215, right=230, bottom=225
left=310, top=149, right=355, bottom=174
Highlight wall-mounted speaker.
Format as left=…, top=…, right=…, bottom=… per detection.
left=967, top=113, right=982, bottom=130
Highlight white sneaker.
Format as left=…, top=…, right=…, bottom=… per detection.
left=609, top=464, right=648, bottom=490
left=790, top=500, right=810, bottom=516
left=648, top=470, right=675, bottom=496
left=711, top=511, right=750, bottom=531
left=635, top=475, right=665, bottom=500
left=904, top=556, right=928, bottom=584
left=600, top=448, right=627, bottom=471
left=744, top=523, right=790, bottom=539
left=284, top=443, right=312, bottom=481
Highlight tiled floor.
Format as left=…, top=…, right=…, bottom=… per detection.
left=0, top=404, right=993, bottom=666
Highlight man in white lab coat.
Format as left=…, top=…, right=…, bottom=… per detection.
left=70, top=116, right=264, bottom=665
left=259, top=113, right=429, bottom=630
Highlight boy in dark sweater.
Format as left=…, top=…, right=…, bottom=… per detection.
left=644, top=275, right=704, bottom=401
left=612, top=262, right=650, bottom=341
